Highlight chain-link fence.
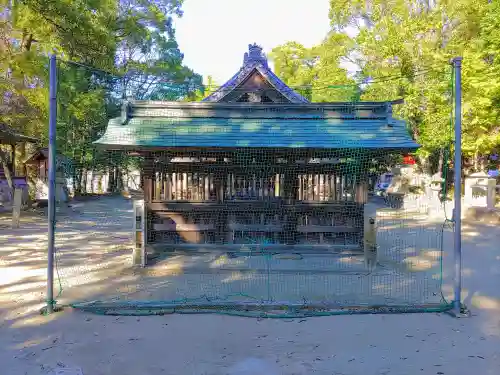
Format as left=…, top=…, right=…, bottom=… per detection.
left=25, top=58, right=457, bottom=317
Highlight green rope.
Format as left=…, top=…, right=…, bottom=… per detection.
left=434, top=64, right=456, bottom=307
left=43, top=227, right=65, bottom=315
left=70, top=298, right=453, bottom=317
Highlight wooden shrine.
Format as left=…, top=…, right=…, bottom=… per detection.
left=0, top=123, right=38, bottom=208
left=24, top=148, right=72, bottom=202
left=94, top=44, right=419, bottom=263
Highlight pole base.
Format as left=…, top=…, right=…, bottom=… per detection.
left=39, top=304, right=64, bottom=315
left=444, top=303, right=470, bottom=318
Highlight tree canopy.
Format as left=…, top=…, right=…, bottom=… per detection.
left=2, top=0, right=500, bottom=193
left=0, top=0, right=202, bottom=192
left=270, top=0, right=500, bottom=170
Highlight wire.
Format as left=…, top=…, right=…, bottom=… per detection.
left=58, top=58, right=447, bottom=93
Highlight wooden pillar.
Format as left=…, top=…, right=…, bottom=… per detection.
left=282, top=166, right=298, bottom=245
left=164, top=159, right=172, bottom=201
left=143, top=154, right=154, bottom=202
left=214, top=157, right=226, bottom=244
left=143, top=153, right=154, bottom=245
left=355, top=180, right=368, bottom=204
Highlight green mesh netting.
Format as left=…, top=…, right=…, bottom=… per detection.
left=40, top=60, right=455, bottom=317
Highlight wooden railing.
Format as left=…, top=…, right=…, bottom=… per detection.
left=152, top=172, right=359, bottom=202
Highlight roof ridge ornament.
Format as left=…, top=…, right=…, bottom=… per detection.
left=202, top=42, right=308, bottom=103
left=243, top=43, right=268, bottom=68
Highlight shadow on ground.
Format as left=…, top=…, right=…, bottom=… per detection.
left=0, top=196, right=457, bottom=319
left=1, top=196, right=500, bottom=375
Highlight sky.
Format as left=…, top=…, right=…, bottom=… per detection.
left=174, top=0, right=332, bottom=84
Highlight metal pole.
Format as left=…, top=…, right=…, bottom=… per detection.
left=47, top=54, right=57, bottom=314
left=452, top=57, right=463, bottom=315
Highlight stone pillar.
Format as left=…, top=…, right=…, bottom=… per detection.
left=12, top=188, right=22, bottom=228
left=427, top=178, right=442, bottom=217
left=464, top=175, right=474, bottom=208
left=486, top=178, right=497, bottom=210
left=464, top=172, right=490, bottom=208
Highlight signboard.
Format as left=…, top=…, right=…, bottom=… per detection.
left=133, top=199, right=147, bottom=267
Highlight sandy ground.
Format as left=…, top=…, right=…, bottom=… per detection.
left=0, top=196, right=499, bottom=375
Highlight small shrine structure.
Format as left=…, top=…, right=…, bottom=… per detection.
left=24, top=148, right=72, bottom=202
left=0, top=123, right=38, bottom=208
left=94, top=44, right=419, bottom=264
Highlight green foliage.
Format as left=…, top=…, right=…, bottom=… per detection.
left=187, top=75, right=217, bottom=101
left=0, top=0, right=201, bottom=193
left=270, top=36, right=359, bottom=102
left=271, top=0, right=500, bottom=168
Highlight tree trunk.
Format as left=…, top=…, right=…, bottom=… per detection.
left=420, top=155, right=432, bottom=176
left=473, top=152, right=479, bottom=172
left=20, top=142, right=28, bottom=177
left=116, top=167, right=123, bottom=192
left=437, top=148, right=444, bottom=177
left=73, top=168, right=81, bottom=194
left=0, top=148, right=13, bottom=190
left=90, top=170, right=94, bottom=194
left=81, top=169, right=88, bottom=194
left=480, top=155, right=487, bottom=172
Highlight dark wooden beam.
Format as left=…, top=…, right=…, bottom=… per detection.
left=153, top=162, right=357, bottom=175
left=147, top=201, right=362, bottom=213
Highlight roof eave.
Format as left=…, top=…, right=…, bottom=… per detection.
left=92, top=141, right=420, bottom=152
left=0, top=133, right=39, bottom=144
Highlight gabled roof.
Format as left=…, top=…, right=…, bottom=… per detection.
left=202, top=44, right=309, bottom=104
left=24, top=148, right=73, bottom=168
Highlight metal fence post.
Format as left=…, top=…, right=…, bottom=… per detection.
left=452, top=57, right=463, bottom=315
left=47, top=54, right=57, bottom=314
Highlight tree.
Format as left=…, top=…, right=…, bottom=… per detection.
left=0, top=0, right=202, bottom=194
left=270, top=37, right=358, bottom=102
left=271, top=0, right=500, bottom=174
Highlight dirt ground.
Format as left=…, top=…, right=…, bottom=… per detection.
left=1, top=196, right=500, bottom=375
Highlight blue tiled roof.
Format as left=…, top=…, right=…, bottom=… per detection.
left=94, top=116, right=419, bottom=150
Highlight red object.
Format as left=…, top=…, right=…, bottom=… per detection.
left=403, top=155, right=416, bottom=165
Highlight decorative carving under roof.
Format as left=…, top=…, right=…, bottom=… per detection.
left=202, top=43, right=309, bottom=104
